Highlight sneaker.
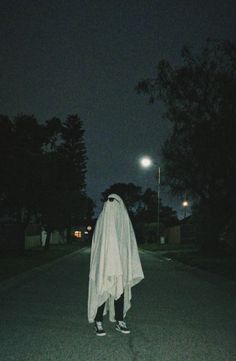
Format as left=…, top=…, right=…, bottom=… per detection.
left=94, top=321, right=106, bottom=336
left=115, top=320, right=131, bottom=334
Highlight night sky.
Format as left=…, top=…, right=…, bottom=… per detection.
left=1, top=0, right=236, bottom=212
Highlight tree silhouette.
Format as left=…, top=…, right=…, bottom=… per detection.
left=101, top=183, right=142, bottom=218
left=0, top=113, right=92, bottom=250
left=0, top=114, right=45, bottom=250
left=137, top=40, right=236, bottom=251
left=39, top=114, right=89, bottom=247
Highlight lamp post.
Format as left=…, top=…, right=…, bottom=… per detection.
left=139, top=156, right=161, bottom=242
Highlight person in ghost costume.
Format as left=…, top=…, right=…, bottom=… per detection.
left=88, top=193, right=144, bottom=336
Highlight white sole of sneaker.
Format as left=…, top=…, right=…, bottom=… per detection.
left=94, top=329, right=106, bottom=336
left=115, top=327, right=131, bottom=334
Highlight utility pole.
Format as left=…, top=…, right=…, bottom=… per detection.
left=157, top=166, right=161, bottom=242
left=139, top=156, right=161, bottom=243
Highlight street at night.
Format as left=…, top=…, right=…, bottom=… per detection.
left=0, top=248, right=235, bottom=361
left=1, top=2, right=236, bottom=358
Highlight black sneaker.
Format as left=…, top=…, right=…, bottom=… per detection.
left=115, top=320, right=131, bottom=334
left=94, top=321, right=106, bottom=336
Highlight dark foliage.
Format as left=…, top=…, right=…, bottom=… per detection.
left=101, top=183, right=178, bottom=227
left=137, top=40, right=236, bottom=252
left=0, top=113, right=94, bottom=250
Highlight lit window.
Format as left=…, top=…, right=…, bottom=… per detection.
left=74, top=231, right=82, bottom=238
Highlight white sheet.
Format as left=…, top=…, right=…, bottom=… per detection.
left=88, top=193, right=144, bottom=323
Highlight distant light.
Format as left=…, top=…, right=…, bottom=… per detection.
left=74, top=230, right=82, bottom=238
left=84, top=231, right=88, bottom=234
left=87, top=225, right=92, bottom=231
left=182, top=200, right=189, bottom=207
left=140, top=156, right=152, bottom=168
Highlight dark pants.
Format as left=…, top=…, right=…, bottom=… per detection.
left=95, top=293, right=124, bottom=322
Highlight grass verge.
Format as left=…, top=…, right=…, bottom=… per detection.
left=140, top=242, right=236, bottom=281
left=139, top=242, right=197, bottom=252
left=164, top=250, right=236, bottom=280
left=0, top=242, right=87, bottom=282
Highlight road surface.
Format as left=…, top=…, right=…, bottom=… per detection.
left=0, top=248, right=235, bottom=361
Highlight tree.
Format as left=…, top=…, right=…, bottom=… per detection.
left=44, top=117, right=62, bottom=151
left=69, top=192, right=95, bottom=226
left=0, top=113, right=92, bottom=250
left=0, top=114, right=46, bottom=250
left=59, top=115, right=87, bottom=191
left=101, top=183, right=142, bottom=218
left=135, top=188, right=158, bottom=222
left=135, top=187, right=178, bottom=242
left=56, top=114, right=87, bottom=242
left=101, top=183, right=178, bottom=227
left=38, top=151, right=67, bottom=249
left=39, top=115, right=90, bottom=247
left=160, top=205, right=178, bottom=228
left=137, top=40, right=236, bottom=252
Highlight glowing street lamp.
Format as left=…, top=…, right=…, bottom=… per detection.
left=140, top=156, right=153, bottom=168
left=182, top=199, right=189, bottom=218
left=139, top=156, right=161, bottom=242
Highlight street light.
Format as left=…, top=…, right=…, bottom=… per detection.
left=182, top=200, right=189, bottom=218
left=140, top=156, right=153, bottom=168
left=139, top=156, right=161, bottom=242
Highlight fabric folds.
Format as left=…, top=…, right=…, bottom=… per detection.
left=88, top=193, right=144, bottom=323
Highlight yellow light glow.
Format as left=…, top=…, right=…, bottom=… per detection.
left=74, top=231, right=82, bottom=238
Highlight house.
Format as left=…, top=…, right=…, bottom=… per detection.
left=163, top=216, right=196, bottom=244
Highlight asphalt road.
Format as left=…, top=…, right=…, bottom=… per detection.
left=0, top=248, right=235, bottom=361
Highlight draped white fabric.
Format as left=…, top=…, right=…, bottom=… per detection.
left=88, top=193, right=144, bottom=323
